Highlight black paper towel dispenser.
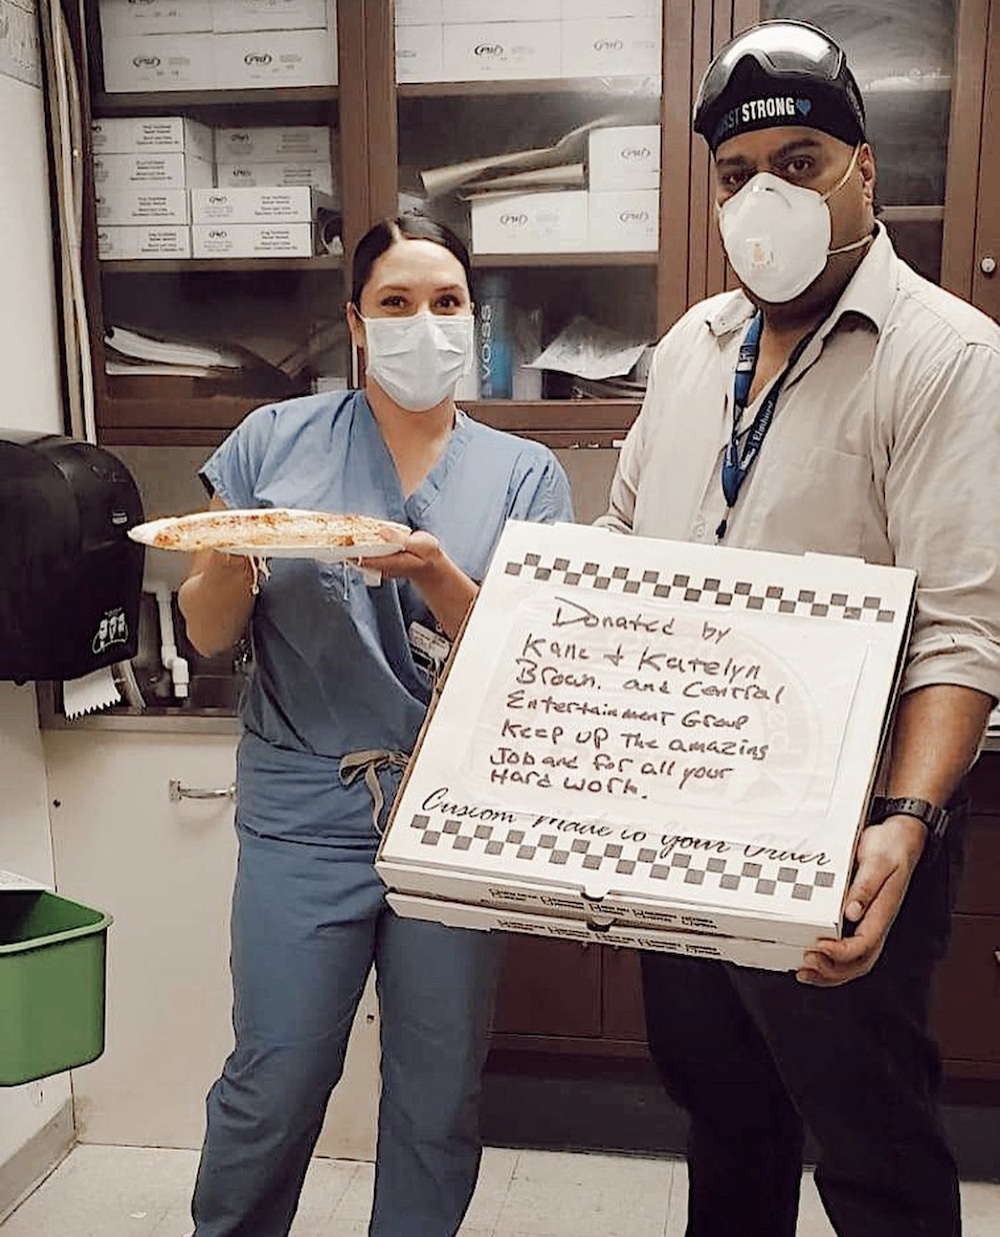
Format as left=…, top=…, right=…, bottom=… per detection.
left=0, top=431, right=145, bottom=684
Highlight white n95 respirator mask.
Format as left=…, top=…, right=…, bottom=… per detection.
left=361, top=312, right=473, bottom=412
left=717, top=146, right=869, bottom=303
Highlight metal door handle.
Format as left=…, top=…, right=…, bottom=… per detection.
left=169, top=780, right=235, bottom=803
left=981, top=256, right=997, bottom=275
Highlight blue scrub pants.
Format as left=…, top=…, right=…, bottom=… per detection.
left=191, top=819, right=501, bottom=1237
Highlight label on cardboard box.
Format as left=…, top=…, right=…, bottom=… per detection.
left=93, top=151, right=215, bottom=191
left=95, top=187, right=191, bottom=225
left=395, top=22, right=444, bottom=82
left=213, top=28, right=337, bottom=87
left=90, top=117, right=214, bottom=162
left=441, top=21, right=562, bottom=81
left=377, top=521, right=916, bottom=952
left=471, top=190, right=588, bottom=254
left=214, top=125, right=331, bottom=162
left=191, top=185, right=320, bottom=223
left=98, top=0, right=212, bottom=37
left=562, top=16, right=661, bottom=78
left=210, top=0, right=333, bottom=33
left=192, top=222, right=314, bottom=257
left=216, top=160, right=333, bottom=193
left=97, top=224, right=192, bottom=260
left=101, top=32, right=217, bottom=92
left=588, top=189, right=659, bottom=251
left=588, top=125, right=661, bottom=192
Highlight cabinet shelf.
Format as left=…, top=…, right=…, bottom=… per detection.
left=93, top=86, right=338, bottom=115
left=99, top=255, right=343, bottom=274
left=397, top=78, right=659, bottom=99
left=96, top=395, right=639, bottom=448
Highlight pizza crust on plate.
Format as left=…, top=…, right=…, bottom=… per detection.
left=128, top=508, right=411, bottom=557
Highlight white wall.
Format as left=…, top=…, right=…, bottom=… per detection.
left=0, top=10, right=74, bottom=1186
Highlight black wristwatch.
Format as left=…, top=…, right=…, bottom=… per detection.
left=869, top=795, right=950, bottom=843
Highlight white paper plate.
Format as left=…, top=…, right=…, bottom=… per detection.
left=222, top=542, right=403, bottom=561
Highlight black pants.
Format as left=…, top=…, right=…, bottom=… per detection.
left=642, top=796, right=967, bottom=1237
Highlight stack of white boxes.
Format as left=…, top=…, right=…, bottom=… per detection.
left=99, top=0, right=338, bottom=93
left=587, top=123, right=660, bottom=252
left=190, top=186, right=322, bottom=258
left=469, top=124, right=660, bottom=255
left=94, top=117, right=213, bottom=259
left=215, top=125, right=335, bottom=194
left=395, top=0, right=661, bottom=85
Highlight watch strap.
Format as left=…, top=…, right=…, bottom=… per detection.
left=869, top=795, right=949, bottom=841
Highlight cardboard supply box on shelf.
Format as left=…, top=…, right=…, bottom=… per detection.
left=190, top=184, right=331, bottom=224
left=214, top=125, right=332, bottom=163
left=192, top=222, right=314, bottom=257
left=376, top=521, right=917, bottom=972
left=91, top=117, right=214, bottom=162
left=97, top=224, right=192, bottom=260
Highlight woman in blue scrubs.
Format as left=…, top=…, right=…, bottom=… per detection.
left=178, top=215, right=573, bottom=1237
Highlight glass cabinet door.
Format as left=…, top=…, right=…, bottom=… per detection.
left=759, top=0, right=957, bottom=284
left=80, top=0, right=362, bottom=443
left=391, top=0, right=666, bottom=438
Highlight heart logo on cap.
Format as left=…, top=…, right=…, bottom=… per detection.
left=796, top=98, right=812, bottom=116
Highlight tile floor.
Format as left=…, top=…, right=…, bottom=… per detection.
left=3, top=1143, right=1000, bottom=1237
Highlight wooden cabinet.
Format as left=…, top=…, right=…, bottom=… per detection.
left=66, top=0, right=999, bottom=451
left=930, top=753, right=1000, bottom=1082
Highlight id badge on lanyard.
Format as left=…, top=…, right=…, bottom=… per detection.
left=408, top=620, right=451, bottom=688
left=716, top=311, right=818, bottom=541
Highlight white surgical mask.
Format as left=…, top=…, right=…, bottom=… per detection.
left=360, top=311, right=473, bottom=412
left=717, top=145, right=870, bottom=303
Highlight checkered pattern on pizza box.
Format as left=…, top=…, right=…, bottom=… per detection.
left=504, top=554, right=897, bottom=624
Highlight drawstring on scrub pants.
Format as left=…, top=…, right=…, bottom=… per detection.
left=339, top=749, right=410, bottom=835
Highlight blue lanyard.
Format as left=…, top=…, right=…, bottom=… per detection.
left=716, top=312, right=818, bottom=540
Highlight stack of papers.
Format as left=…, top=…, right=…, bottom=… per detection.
left=105, top=325, right=248, bottom=379
left=420, top=116, right=624, bottom=201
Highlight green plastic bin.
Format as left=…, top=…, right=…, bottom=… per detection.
left=0, top=890, right=112, bottom=1086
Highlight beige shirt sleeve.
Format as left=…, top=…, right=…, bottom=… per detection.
left=884, top=337, right=1000, bottom=700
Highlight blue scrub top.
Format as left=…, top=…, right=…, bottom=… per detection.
left=200, top=389, right=574, bottom=841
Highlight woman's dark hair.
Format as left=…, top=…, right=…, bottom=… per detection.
left=350, top=214, right=475, bottom=307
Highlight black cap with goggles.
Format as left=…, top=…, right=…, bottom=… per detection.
left=694, top=20, right=866, bottom=154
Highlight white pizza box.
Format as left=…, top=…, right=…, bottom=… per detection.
left=95, top=187, right=191, bottom=225
left=216, top=159, right=333, bottom=193
left=98, top=0, right=213, bottom=37
left=587, top=189, right=659, bottom=252
left=395, top=22, right=444, bottom=82
left=101, top=32, right=217, bottom=92
left=93, top=151, right=215, bottom=191
left=441, top=0, right=561, bottom=22
left=213, top=27, right=337, bottom=87
left=395, top=0, right=442, bottom=25
left=376, top=520, right=916, bottom=953
left=210, top=0, right=333, bottom=34
left=561, top=17, right=661, bottom=79
left=214, top=125, right=331, bottom=163
left=440, top=21, right=562, bottom=81
left=388, top=893, right=806, bottom=972
left=190, top=185, right=331, bottom=223
left=97, top=224, right=192, bottom=259
left=588, top=125, right=661, bottom=193
left=90, top=117, right=214, bottom=161
left=192, top=222, right=314, bottom=257
left=471, top=190, right=588, bottom=254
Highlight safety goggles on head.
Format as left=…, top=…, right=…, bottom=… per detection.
left=694, top=20, right=866, bottom=150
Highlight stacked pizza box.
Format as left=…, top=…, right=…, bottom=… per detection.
left=376, top=520, right=917, bottom=971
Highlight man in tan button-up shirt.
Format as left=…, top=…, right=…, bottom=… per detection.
left=601, top=20, right=1000, bottom=1237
